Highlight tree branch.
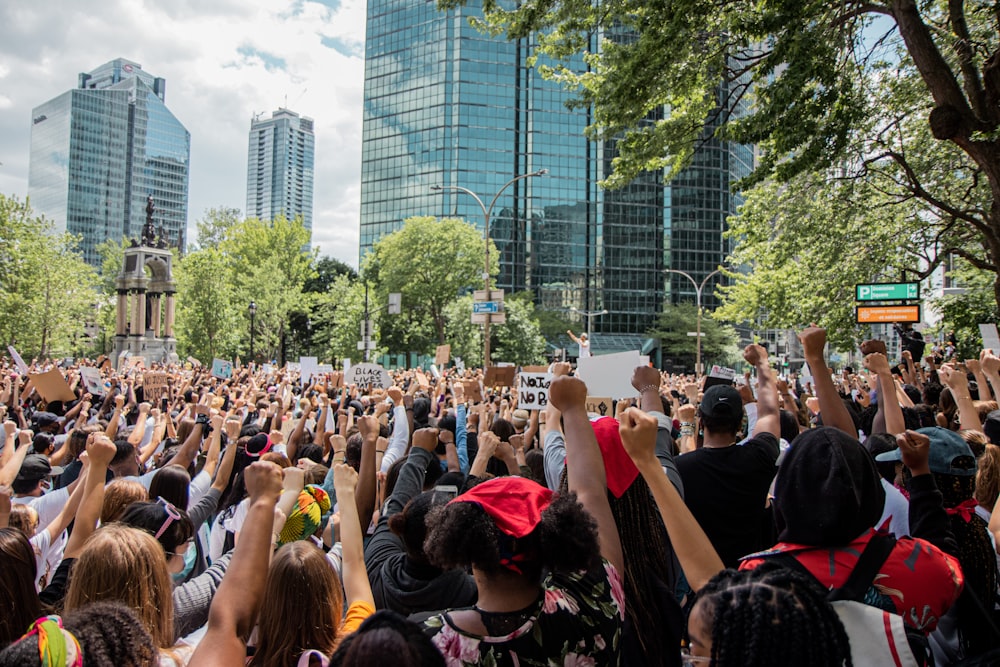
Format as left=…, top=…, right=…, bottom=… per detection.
left=948, top=0, right=991, bottom=122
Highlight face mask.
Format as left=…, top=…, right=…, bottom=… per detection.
left=172, top=540, right=197, bottom=583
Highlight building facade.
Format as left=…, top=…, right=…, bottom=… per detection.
left=29, top=58, right=190, bottom=267
left=246, top=109, right=315, bottom=235
left=360, top=2, right=748, bottom=343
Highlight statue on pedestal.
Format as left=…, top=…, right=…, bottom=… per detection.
left=141, top=195, right=157, bottom=247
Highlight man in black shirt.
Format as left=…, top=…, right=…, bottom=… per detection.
left=675, top=344, right=780, bottom=568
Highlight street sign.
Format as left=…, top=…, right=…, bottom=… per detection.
left=473, top=301, right=501, bottom=314
left=855, top=282, right=920, bottom=302
left=387, top=292, right=401, bottom=315
left=473, top=289, right=504, bottom=302
left=856, top=305, right=921, bottom=324
left=472, top=312, right=506, bottom=324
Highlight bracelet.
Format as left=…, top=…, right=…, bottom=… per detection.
left=637, top=384, right=659, bottom=394
left=680, top=422, right=694, bottom=427
left=405, top=407, right=413, bottom=412
left=376, top=449, right=386, bottom=454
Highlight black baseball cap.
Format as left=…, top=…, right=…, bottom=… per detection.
left=16, top=454, right=64, bottom=483
left=698, top=385, right=743, bottom=420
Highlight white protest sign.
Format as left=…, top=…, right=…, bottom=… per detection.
left=79, top=367, right=104, bottom=396
left=980, top=323, right=1000, bottom=354
left=518, top=372, right=552, bottom=410
left=211, top=359, right=233, bottom=380
left=342, top=359, right=351, bottom=377
left=346, top=363, right=391, bottom=389
left=7, top=346, right=29, bottom=375
left=261, top=363, right=275, bottom=375
left=708, top=365, right=736, bottom=380
left=575, top=350, right=642, bottom=399
left=316, top=364, right=333, bottom=375
left=299, top=357, right=319, bottom=386
left=286, top=362, right=301, bottom=373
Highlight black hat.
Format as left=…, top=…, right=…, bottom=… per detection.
left=698, top=385, right=743, bottom=420
left=32, top=411, right=60, bottom=427
left=984, top=409, right=1000, bottom=446
left=16, top=454, right=64, bottom=483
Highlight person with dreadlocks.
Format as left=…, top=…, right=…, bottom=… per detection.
left=878, top=427, right=1000, bottom=662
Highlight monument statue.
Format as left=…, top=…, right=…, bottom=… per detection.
left=141, top=195, right=157, bottom=247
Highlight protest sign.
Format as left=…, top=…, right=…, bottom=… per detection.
left=435, top=344, right=451, bottom=366
left=299, top=357, right=319, bottom=386
left=576, top=350, right=641, bottom=399
left=211, top=359, right=233, bottom=380
left=415, top=369, right=430, bottom=389
left=287, top=362, right=301, bottom=373
left=143, top=372, right=169, bottom=403
left=703, top=365, right=737, bottom=390
left=518, top=372, right=552, bottom=410
left=7, top=346, right=29, bottom=375
left=463, top=380, right=484, bottom=403
left=483, top=366, right=516, bottom=387
left=346, top=363, right=391, bottom=389
left=980, top=323, right=1000, bottom=353
left=30, top=369, right=76, bottom=403
left=79, top=367, right=104, bottom=396
left=522, top=365, right=549, bottom=373
left=261, top=363, right=275, bottom=375
left=585, top=396, right=614, bottom=417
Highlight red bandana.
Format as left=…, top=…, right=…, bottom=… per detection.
left=591, top=417, right=640, bottom=498
left=945, top=499, right=979, bottom=522
left=450, top=476, right=554, bottom=538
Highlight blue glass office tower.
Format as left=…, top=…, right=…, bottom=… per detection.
left=360, top=2, right=746, bottom=339
left=29, top=58, right=190, bottom=267
left=246, top=109, right=315, bottom=235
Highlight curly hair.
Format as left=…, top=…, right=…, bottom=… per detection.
left=329, top=610, right=444, bottom=667
left=64, top=601, right=158, bottom=666
left=423, top=491, right=598, bottom=580
left=694, top=563, right=853, bottom=667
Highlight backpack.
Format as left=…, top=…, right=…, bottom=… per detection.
left=762, top=533, right=928, bottom=667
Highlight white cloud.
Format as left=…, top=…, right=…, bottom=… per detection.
left=0, top=0, right=364, bottom=267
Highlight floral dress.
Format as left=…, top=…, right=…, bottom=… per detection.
left=422, top=560, right=624, bottom=667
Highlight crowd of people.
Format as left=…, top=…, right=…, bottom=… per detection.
left=1, top=326, right=999, bottom=666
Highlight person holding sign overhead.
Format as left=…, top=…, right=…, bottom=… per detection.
left=566, top=330, right=591, bottom=359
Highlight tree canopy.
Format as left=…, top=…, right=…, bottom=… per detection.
left=648, top=302, right=740, bottom=372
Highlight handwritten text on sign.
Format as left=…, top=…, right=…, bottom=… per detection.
left=345, top=363, right=391, bottom=389
left=518, top=372, right=552, bottom=410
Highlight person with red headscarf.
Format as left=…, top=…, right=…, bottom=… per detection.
left=419, top=375, right=625, bottom=665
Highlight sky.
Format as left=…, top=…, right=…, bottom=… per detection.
left=0, top=0, right=367, bottom=267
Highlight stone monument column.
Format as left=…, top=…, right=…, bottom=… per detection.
left=164, top=292, right=176, bottom=337
left=116, top=291, right=129, bottom=336
left=150, top=294, right=162, bottom=337
left=135, top=290, right=147, bottom=336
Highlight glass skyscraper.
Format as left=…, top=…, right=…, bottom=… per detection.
left=246, top=109, right=315, bottom=235
left=360, top=2, right=748, bottom=341
left=29, top=58, right=190, bottom=267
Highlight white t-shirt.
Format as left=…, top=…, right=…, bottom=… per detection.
left=14, top=487, right=70, bottom=531
left=578, top=339, right=591, bottom=358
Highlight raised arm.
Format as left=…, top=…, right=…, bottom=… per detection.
left=547, top=375, right=624, bottom=574
left=745, top=344, right=779, bottom=439
left=333, top=463, right=375, bottom=607
left=355, top=415, right=379, bottom=534
left=939, top=364, right=982, bottom=432
left=189, top=462, right=283, bottom=667
left=619, top=407, right=723, bottom=591
left=799, top=327, right=857, bottom=437
left=866, top=352, right=905, bottom=436
left=63, top=433, right=116, bottom=559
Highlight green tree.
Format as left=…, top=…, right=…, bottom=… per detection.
left=649, top=302, right=740, bottom=372
left=175, top=247, right=241, bottom=362
left=931, top=261, right=999, bottom=359
left=311, top=274, right=375, bottom=363
left=366, top=216, right=496, bottom=349
left=304, top=256, right=358, bottom=292
left=195, top=206, right=241, bottom=250
left=0, top=194, right=99, bottom=357
left=448, top=0, right=1000, bottom=306
left=443, top=294, right=547, bottom=367
left=221, top=215, right=316, bottom=362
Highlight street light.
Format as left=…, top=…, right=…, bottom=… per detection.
left=570, top=307, right=608, bottom=341
left=663, top=268, right=723, bottom=375
left=248, top=301, right=257, bottom=362
left=431, top=168, right=548, bottom=366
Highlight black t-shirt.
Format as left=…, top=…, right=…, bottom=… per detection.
left=676, top=433, right=779, bottom=568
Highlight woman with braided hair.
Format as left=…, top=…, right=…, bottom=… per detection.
left=688, top=563, right=853, bottom=666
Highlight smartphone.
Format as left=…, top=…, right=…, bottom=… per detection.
left=161, top=397, right=169, bottom=412
left=435, top=485, right=459, bottom=500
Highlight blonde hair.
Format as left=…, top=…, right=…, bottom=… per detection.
left=100, top=478, right=149, bottom=523
left=8, top=504, right=39, bottom=536
left=976, top=444, right=1000, bottom=510
left=65, top=523, right=175, bottom=648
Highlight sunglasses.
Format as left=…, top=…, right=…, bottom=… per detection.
left=154, top=496, right=182, bottom=539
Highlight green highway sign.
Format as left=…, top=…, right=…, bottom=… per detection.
left=855, top=282, right=920, bottom=302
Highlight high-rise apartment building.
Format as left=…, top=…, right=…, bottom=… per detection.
left=360, top=2, right=748, bottom=343
left=29, top=58, right=190, bottom=267
left=246, top=109, right=315, bottom=235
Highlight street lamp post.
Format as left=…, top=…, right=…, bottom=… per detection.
left=248, top=301, right=257, bottom=362
left=432, top=168, right=547, bottom=366
left=570, top=307, right=608, bottom=341
left=663, top=268, right=722, bottom=375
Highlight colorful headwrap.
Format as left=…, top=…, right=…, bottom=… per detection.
left=590, top=416, right=640, bottom=498
left=449, top=476, right=554, bottom=574
left=19, top=616, right=82, bottom=667
left=279, top=484, right=332, bottom=545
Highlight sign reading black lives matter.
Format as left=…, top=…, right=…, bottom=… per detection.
left=346, top=363, right=392, bottom=389
left=518, top=372, right=552, bottom=410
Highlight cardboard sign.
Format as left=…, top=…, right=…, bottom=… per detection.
left=518, top=372, right=552, bottom=410
left=586, top=396, right=614, bottom=417
left=328, top=371, right=344, bottom=388
left=522, top=365, right=550, bottom=373
left=124, top=356, right=145, bottom=372
left=576, top=350, right=642, bottom=399
left=79, top=367, right=104, bottom=396
left=211, top=358, right=233, bottom=380
left=8, top=346, right=29, bottom=375
left=30, top=369, right=76, bottom=403
left=484, top=366, right=516, bottom=387
left=415, top=369, right=430, bottom=389
left=143, top=372, right=169, bottom=403
left=299, top=357, right=319, bottom=386
left=435, top=344, right=451, bottom=366
left=346, top=363, right=391, bottom=389
left=463, top=380, right=484, bottom=403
